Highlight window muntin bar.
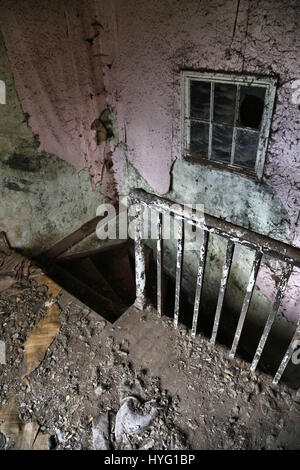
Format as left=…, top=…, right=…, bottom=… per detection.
left=208, top=81, right=214, bottom=160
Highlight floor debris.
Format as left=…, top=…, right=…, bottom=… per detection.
left=114, top=396, right=158, bottom=446
left=0, top=394, right=49, bottom=449
left=0, top=251, right=299, bottom=450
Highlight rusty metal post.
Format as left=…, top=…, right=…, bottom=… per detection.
left=157, top=211, right=163, bottom=317
left=134, top=203, right=147, bottom=310
left=211, top=240, right=234, bottom=346
left=230, top=249, right=262, bottom=358
left=174, top=217, right=184, bottom=328
left=192, top=230, right=209, bottom=337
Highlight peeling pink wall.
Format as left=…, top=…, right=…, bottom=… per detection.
left=0, top=0, right=114, bottom=195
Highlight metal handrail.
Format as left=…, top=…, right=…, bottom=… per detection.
left=130, top=189, right=300, bottom=396
left=130, top=189, right=300, bottom=267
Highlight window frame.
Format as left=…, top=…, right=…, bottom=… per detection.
left=180, top=71, right=277, bottom=180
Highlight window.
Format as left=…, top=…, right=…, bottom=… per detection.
left=181, top=71, right=277, bottom=179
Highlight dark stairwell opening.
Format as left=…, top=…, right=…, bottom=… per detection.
left=38, top=232, right=299, bottom=392
left=40, top=242, right=136, bottom=323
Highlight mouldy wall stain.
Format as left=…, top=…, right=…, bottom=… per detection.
left=0, top=30, right=107, bottom=256
left=0, top=149, right=107, bottom=256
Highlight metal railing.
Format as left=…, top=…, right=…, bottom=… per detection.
left=130, top=189, right=300, bottom=396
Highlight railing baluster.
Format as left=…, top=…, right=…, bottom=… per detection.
left=210, top=240, right=235, bottom=346
left=273, top=323, right=300, bottom=385
left=251, top=262, right=293, bottom=372
left=174, top=217, right=184, bottom=329
left=229, top=249, right=263, bottom=358
left=191, top=230, right=209, bottom=337
left=134, top=203, right=147, bottom=310
left=157, top=211, right=163, bottom=317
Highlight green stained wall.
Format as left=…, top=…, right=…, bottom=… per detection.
left=0, top=32, right=107, bottom=256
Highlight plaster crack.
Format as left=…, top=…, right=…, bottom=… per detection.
left=231, top=0, right=241, bottom=44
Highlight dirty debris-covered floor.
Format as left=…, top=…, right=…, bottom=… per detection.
left=0, top=248, right=300, bottom=450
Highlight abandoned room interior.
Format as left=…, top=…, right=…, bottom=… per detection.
left=0, top=0, right=299, bottom=452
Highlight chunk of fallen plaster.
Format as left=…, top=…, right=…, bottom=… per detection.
left=114, top=397, right=158, bottom=443
left=92, top=413, right=111, bottom=450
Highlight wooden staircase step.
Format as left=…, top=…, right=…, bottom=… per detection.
left=79, top=257, right=124, bottom=306
left=48, top=264, right=124, bottom=322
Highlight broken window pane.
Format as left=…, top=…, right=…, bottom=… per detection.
left=184, top=71, right=276, bottom=177
left=211, top=124, right=233, bottom=163
left=213, top=83, right=237, bottom=126
left=189, top=121, right=209, bottom=158
left=190, top=80, right=210, bottom=120
left=238, top=86, right=266, bottom=129
left=234, top=129, right=260, bottom=169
